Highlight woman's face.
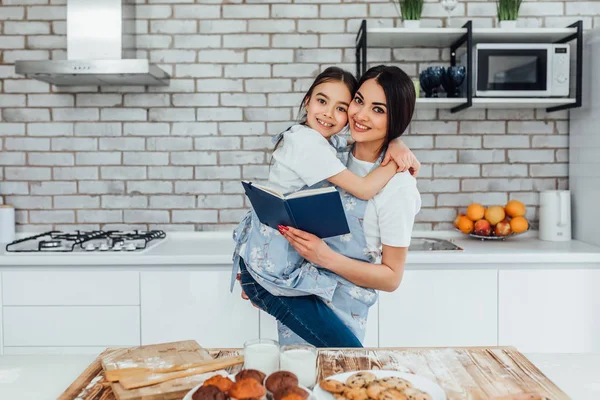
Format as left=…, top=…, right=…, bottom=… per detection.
left=304, top=81, right=351, bottom=139
left=347, top=78, right=388, bottom=145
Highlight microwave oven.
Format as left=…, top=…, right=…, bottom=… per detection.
left=467, top=43, right=570, bottom=97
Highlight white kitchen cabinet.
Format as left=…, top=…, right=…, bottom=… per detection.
left=0, top=273, right=3, bottom=355
left=2, top=346, right=122, bottom=355
left=379, top=269, right=498, bottom=347
left=499, top=269, right=600, bottom=353
left=259, top=311, right=278, bottom=341
left=364, top=300, right=379, bottom=347
left=140, top=270, right=259, bottom=348
left=2, top=271, right=139, bottom=306
left=3, top=306, right=140, bottom=347
left=259, top=301, right=379, bottom=347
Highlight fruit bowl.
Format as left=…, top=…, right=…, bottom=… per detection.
left=454, top=201, right=529, bottom=241
left=462, top=226, right=530, bottom=241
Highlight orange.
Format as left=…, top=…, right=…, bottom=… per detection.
left=457, top=215, right=474, bottom=234
left=505, top=199, right=526, bottom=218
left=453, top=213, right=464, bottom=228
left=510, top=216, right=529, bottom=233
left=466, top=203, right=485, bottom=221
left=484, top=206, right=506, bottom=225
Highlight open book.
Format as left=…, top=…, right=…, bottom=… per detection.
left=242, top=181, right=350, bottom=238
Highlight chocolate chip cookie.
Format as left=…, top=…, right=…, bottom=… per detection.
left=346, top=372, right=377, bottom=388
left=344, top=387, right=369, bottom=400
left=378, top=389, right=408, bottom=400
left=379, top=377, right=412, bottom=391
left=403, top=388, right=432, bottom=400
left=320, top=379, right=347, bottom=394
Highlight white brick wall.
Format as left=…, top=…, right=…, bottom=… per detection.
left=0, top=1, right=585, bottom=231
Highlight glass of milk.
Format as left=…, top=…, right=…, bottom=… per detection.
left=279, top=344, right=318, bottom=389
left=243, top=339, right=280, bottom=377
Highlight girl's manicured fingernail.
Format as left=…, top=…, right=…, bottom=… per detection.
left=282, top=226, right=289, bottom=231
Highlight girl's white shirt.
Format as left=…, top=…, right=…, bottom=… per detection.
left=268, top=124, right=347, bottom=193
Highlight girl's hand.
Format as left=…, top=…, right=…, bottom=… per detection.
left=236, top=273, right=260, bottom=309
left=382, top=139, right=421, bottom=177
left=279, top=225, right=332, bottom=267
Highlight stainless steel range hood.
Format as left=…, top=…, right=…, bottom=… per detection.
left=15, top=0, right=170, bottom=86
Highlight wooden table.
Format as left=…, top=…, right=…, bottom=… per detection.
left=59, top=347, right=570, bottom=400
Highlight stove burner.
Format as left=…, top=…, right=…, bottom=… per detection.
left=5, top=230, right=166, bottom=253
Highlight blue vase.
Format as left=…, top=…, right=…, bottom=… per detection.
left=441, top=65, right=466, bottom=98
left=419, top=67, right=444, bottom=98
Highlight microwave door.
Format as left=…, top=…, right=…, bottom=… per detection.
left=498, top=60, right=538, bottom=83
left=477, top=49, right=549, bottom=97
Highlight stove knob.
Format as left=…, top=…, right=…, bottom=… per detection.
left=99, top=243, right=109, bottom=251
left=125, top=243, right=137, bottom=251
left=113, top=243, right=123, bottom=251
left=85, top=243, right=96, bottom=251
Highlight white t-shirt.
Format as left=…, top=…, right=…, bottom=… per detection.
left=269, top=124, right=347, bottom=193
left=346, top=152, right=421, bottom=260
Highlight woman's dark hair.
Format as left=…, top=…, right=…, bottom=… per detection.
left=356, top=65, right=416, bottom=155
left=272, top=67, right=357, bottom=152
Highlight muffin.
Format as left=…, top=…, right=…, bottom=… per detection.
left=192, top=385, right=227, bottom=400
left=229, top=378, right=268, bottom=400
left=203, top=375, right=235, bottom=393
left=273, top=386, right=309, bottom=400
left=265, top=371, right=299, bottom=394
left=279, top=393, right=306, bottom=400
left=236, top=369, right=267, bottom=384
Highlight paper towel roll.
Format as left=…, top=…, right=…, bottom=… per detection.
left=0, top=205, right=16, bottom=243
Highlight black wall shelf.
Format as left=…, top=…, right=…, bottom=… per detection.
left=354, top=20, right=583, bottom=114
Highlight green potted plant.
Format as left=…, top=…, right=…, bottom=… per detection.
left=497, top=0, right=522, bottom=28
left=399, top=0, right=424, bottom=28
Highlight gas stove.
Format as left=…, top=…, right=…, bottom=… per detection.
left=5, top=230, right=166, bottom=253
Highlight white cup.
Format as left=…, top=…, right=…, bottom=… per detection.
left=279, top=344, right=318, bottom=389
left=243, top=339, right=280, bottom=377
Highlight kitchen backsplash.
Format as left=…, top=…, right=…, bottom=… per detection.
left=1, top=0, right=595, bottom=232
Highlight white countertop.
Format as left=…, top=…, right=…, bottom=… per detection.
left=2, top=231, right=600, bottom=267
left=0, top=353, right=599, bottom=400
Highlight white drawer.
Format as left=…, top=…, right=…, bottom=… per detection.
left=2, top=271, right=139, bottom=305
left=3, top=306, right=140, bottom=347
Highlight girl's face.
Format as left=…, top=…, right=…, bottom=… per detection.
left=304, top=81, right=352, bottom=138
left=348, top=78, right=388, bottom=145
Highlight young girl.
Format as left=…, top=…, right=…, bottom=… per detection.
left=231, top=67, right=420, bottom=302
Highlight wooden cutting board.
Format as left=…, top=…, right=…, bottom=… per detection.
left=102, top=340, right=213, bottom=382
left=317, top=347, right=570, bottom=400
left=60, top=346, right=570, bottom=400
left=101, top=340, right=218, bottom=400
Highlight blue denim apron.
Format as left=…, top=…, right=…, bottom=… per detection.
left=231, top=129, right=379, bottom=345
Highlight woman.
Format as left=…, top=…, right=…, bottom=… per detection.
left=239, top=65, right=420, bottom=347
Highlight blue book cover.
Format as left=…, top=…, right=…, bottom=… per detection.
left=242, top=181, right=350, bottom=239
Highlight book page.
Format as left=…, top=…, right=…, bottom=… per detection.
left=285, top=186, right=337, bottom=199
left=242, top=181, right=285, bottom=199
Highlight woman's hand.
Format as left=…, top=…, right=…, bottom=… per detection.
left=382, top=139, right=421, bottom=176
left=279, top=225, right=333, bottom=267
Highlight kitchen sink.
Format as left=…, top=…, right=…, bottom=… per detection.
left=408, top=237, right=463, bottom=251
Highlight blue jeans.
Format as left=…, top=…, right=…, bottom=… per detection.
left=238, top=259, right=363, bottom=348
